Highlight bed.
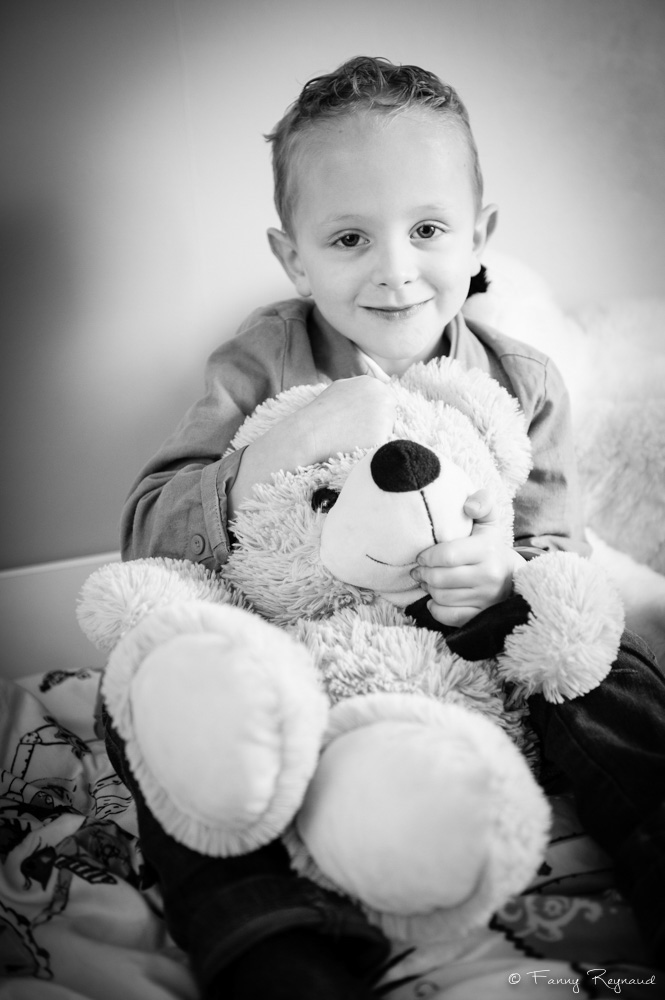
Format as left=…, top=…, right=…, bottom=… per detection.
left=1, top=258, right=663, bottom=998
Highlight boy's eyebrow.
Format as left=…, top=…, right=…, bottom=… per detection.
left=318, top=204, right=454, bottom=228
left=411, top=203, right=454, bottom=216
left=317, top=213, right=368, bottom=227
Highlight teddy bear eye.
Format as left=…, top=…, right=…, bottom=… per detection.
left=311, top=487, right=340, bottom=513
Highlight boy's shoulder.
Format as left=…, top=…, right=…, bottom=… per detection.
left=235, top=298, right=313, bottom=338
left=207, top=297, right=313, bottom=365
left=204, top=298, right=319, bottom=394
left=463, top=315, right=552, bottom=369
left=460, top=315, right=568, bottom=420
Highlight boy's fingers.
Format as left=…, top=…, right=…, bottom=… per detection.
left=427, top=601, right=479, bottom=628
left=415, top=538, right=482, bottom=570
left=463, top=488, right=494, bottom=523
left=428, top=586, right=478, bottom=608
left=412, top=561, right=476, bottom=590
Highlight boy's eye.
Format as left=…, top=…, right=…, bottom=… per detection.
left=311, top=487, right=340, bottom=513
left=334, top=233, right=364, bottom=248
left=413, top=223, right=441, bottom=240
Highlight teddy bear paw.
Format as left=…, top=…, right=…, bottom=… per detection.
left=77, top=557, right=230, bottom=652
left=286, top=693, right=550, bottom=943
left=499, top=552, right=625, bottom=702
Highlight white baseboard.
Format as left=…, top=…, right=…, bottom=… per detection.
left=0, top=552, right=120, bottom=680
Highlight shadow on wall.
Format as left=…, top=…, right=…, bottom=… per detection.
left=0, top=204, right=77, bottom=565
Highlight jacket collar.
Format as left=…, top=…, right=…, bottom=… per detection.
left=308, top=303, right=491, bottom=381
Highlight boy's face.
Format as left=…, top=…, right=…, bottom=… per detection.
left=269, top=110, right=496, bottom=376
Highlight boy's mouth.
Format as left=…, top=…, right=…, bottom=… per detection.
left=362, top=300, right=430, bottom=320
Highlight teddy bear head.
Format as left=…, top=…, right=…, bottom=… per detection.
left=222, top=357, right=532, bottom=627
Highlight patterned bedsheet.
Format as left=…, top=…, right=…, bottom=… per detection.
left=0, top=669, right=659, bottom=999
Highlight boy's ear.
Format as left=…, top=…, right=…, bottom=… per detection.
left=471, top=204, right=498, bottom=275
left=267, top=228, right=312, bottom=297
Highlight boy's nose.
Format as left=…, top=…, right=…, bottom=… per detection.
left=371, top=241, right=417, bottom=288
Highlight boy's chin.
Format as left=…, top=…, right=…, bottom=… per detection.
left=368, top=327, right=447, bottom=359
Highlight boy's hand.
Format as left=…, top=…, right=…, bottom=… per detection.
left=229, top=376, right=395, bottom=519
left=411, top=489, right=526, bottom=628
left=300, top=376, right=396, bottom=464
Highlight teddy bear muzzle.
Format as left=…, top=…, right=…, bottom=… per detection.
left=319, top=439, right=473, bottom=605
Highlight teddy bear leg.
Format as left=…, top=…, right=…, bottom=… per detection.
left=102, top=600, right=328, bottom=856
left=288, top=693, right=551, bottom=942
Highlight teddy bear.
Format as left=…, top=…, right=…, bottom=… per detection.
left=77, top=356, right=624, bottom=946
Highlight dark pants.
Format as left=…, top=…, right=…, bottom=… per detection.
left=528, top=629, right=665, bottom=967
left=103, top=629, right=665, bottom=992
left=103, top=709, right=389, bottom=998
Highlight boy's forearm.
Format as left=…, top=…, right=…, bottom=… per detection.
left=511, top=359, right=590, bottom=558
left=121, top=467, right=211, bottom=563
left=121, top=406, right=317, bottom=567
left=227, top=411, right=317, bottom=520
left=121, top=452, right=243, bottom=569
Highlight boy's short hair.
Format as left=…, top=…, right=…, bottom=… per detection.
left=265, top=55, right=483, bottom=236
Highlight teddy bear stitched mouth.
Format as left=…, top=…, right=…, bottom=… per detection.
left=366, top=554, right=419, bottom=569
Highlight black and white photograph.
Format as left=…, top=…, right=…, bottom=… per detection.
left=1, top=2, right=664, bottom=997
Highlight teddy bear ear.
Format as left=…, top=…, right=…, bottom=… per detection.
left=397, top=358, right=532, bottom=494
left=225, top=383, right=329, bottom=454
left=77, top=557, right=230, bottom=653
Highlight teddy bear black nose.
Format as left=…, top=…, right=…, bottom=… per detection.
left=370, top=440, right=441, bottom=493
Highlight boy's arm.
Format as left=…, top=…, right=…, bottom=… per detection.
left=511, top=357, right=589, bottom=558
left=121, top=321, right=304, bottom=568
left=120, top=448, right=243, bottom=569
left=122, top=322, right=395, bottom=569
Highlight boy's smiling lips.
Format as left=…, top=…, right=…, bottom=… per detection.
left=361, top=300, right=432, bottom=320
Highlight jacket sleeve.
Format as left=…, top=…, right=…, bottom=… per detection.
left=509, top=355, right=590, bottom=558
left=120, top=315, right=298, bottom=570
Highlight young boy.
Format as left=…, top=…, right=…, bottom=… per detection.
left=109, top=57, right=665, bottom=997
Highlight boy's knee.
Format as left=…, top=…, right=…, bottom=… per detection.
left=617, top=628, right=661, bottom=674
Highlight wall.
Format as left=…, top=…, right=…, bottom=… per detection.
left=1, top=0, right=664, bottom=569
